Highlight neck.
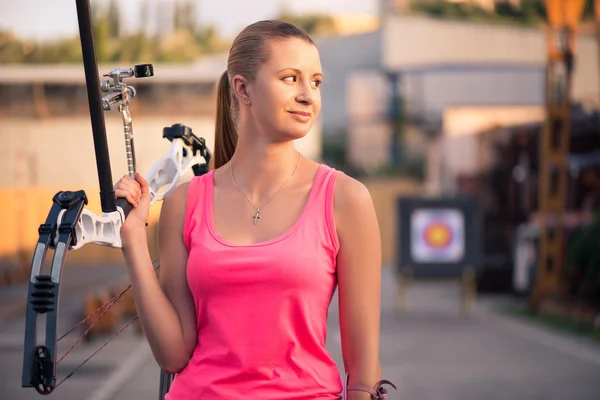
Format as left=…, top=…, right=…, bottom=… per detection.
left=228, top=131, right=301, bottom=201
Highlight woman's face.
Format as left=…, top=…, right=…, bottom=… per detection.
left=244, top=37, right=323, bottom=142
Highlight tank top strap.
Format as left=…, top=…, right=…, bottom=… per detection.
left=308, top=164, right=343, bottom=254
left=183, top=171, right=212, bottom=250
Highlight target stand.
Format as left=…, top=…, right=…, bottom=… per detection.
left=395, top=197, right=482, bottom=314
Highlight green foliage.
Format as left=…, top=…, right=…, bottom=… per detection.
left=1, top=0, right=345, bottom=64
left=566, top=214, right=600, bottom=282
left=371, top=156, right=426, bottom=180
left=106, top=0, right=121, bottom=39
left=1, top=0, right=227, bottom=64
left=582, top=0, right=596, bottom=20
left=497, top=303, right=600, bottom=343
left=322, top=132, right=348, bottom=171
left=277, top=11, right=338, bottom=36
left=173, top=1, right=197, bottom=34
left=0, top=32, right=83, bottom=63
left=411, top=0, right=596, bottom=26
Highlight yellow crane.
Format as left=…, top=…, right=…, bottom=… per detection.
left=531, top=0, right=589, bottom=309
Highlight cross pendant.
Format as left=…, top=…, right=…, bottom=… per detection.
left=252, top=209, right=261, bottom=225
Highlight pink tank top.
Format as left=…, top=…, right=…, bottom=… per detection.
left=165, top=164, right=344, bottom=399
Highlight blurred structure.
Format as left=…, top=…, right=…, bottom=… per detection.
left=531, top=0, right=586, bottom=310
left=445, top=0, right=522, bottom=12
left=330, top=13, right=381, bottom=35
left=317, top=13, right=597, bottom=175
left=316, top=2, right=599, bottom=299
left=384, top=0, right=523, bottom=14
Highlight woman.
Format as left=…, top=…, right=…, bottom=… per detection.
left=115, top=20, right=394, bottom=399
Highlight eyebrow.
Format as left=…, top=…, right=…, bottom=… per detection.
left=279, top=68, right=323, bottom=78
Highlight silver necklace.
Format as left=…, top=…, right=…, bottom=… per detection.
left=229, top=153, right=302, bottom=225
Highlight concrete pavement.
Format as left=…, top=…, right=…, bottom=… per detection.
left=1, top=267, right=599, bottom=400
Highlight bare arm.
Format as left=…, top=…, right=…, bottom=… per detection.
left=334, top=175, right=382, bottom=400
left=120, top=176, right=197, bottom=374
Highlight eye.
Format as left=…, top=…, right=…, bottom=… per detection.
left=282, top=75, right=297, bottom=83
left=312, top=79, right=323, bottom=88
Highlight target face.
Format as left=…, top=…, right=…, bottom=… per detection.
left=411, top=208, right=465, bottom=263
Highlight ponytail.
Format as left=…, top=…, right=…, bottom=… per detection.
left=213, top=70, right=238, bottom=169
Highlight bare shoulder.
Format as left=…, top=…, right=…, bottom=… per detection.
left=333, top=173, right=374, bottom=216
left=333, top=172, right=379, bottom=242
left=163, top=180, right=191, bottom=207
left=159, top=180, right=192, bottom=232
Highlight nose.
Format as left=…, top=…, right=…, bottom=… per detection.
left=295, top=80, right=314, bottom=106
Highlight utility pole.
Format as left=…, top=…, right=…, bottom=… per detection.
left=531, top=0, right=586, bottom=310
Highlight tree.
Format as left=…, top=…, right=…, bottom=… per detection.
left=107, top=0, right=121, bottom=39
left=277, top=12, right=338, bottom=36
left=0, top=0, right=229, bottom=63
left=0, top=32, right=23, bottom=63
left=173, top=1, right=182, bottom=32
left=91, top=1, right=111, bottom=61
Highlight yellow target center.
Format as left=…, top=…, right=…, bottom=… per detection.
left=424, top=224, right=451, bottom=248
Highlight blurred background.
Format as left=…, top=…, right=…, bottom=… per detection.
left=1, top=0, right=600, bottom=399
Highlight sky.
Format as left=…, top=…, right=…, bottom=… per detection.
left=0, top=0, right=380, bottom=41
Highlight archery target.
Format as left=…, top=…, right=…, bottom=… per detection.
left=410, top=208, right=465, bottom=263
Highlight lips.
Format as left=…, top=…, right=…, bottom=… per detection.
left=288, top=111, right=312, bottom=123
left=289, top=111, right=311, bottom=117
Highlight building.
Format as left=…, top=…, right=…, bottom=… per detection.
left=316, top=13, right=598, bottom=192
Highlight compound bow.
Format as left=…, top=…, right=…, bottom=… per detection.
left=21, top=1, right=211, bottom=398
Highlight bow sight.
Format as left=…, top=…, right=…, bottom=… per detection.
left=101, top=64, right=154, bottom=110
left=101, top=64, right=154, bottom=178
left=21, top=0, right=210, bottom=397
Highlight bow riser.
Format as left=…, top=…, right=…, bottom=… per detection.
left=59, top=128, right=211, bottom=251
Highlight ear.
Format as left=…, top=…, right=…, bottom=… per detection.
left=231, top=74, right=252, bottom=105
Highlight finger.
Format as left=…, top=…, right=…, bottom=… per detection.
left=135, top=173, right=150, bottom=197
left=115, top=178, right=134, bottom=190
left=114, top=189, right=137, bottom=206
left=120, top=177, right=142, bottom=200
left=115, top=189, right=136, bottom=206
left=114, top=174, right=130, bottom=190
left=115, top=183, right=139, bottom=202
left=129, top=174, right=143, bottom=198
left=134, top=172, right=146, bottom=186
